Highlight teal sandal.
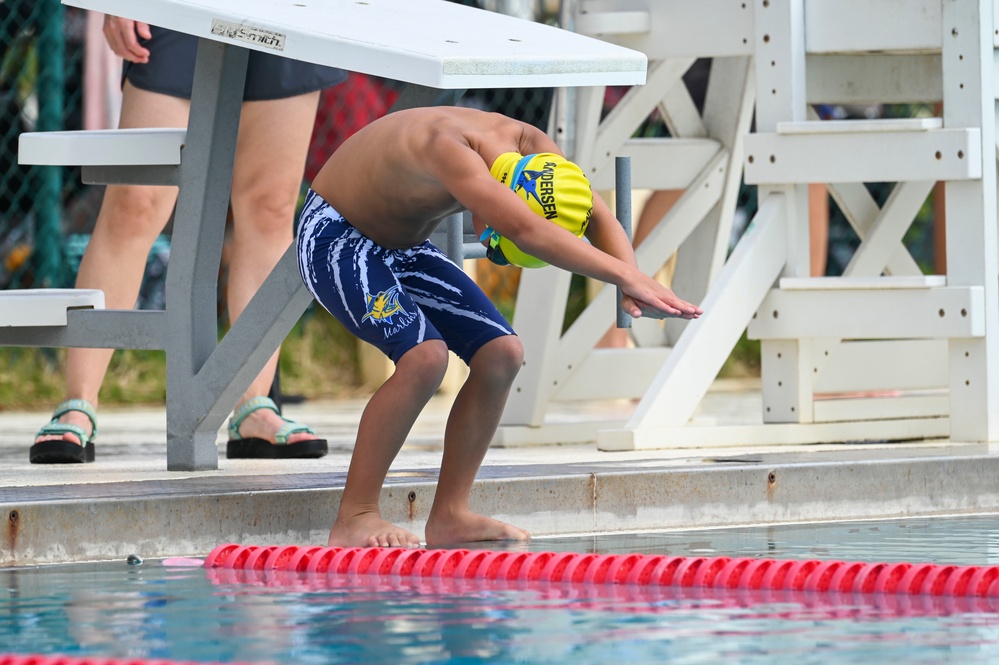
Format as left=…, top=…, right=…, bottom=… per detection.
left=226, top=396, right=328, bottom=459
left=30, top=399, right=98, bottom=464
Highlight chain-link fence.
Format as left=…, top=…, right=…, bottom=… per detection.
left=1, top=0, right=89, bottom=290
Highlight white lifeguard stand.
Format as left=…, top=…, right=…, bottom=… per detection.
left=498, top=0, right=999, bottom=450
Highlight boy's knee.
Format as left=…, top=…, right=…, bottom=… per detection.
left=473, top=335, right=524, bottom=384
left=398, top=340, right=450, bottom=389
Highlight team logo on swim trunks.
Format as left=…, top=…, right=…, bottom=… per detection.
left=514, top=162, right=559, bottom=220
left=362, top=285, right=406, bottom=324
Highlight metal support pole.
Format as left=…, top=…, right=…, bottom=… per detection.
left=616, top=156, right=632, bottom=329
left=551, top=0, right=577, bottom=156
left=444, top=213, right=465, bottom=264
left=32, top=0, right=65, bottom=287
left=165, top=39, right=248, bottom=471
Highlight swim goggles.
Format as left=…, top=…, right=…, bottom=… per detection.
left=479, top=227, right=510, bottom=266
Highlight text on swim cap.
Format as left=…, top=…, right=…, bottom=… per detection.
left=516, top=161, right=559, bottom=220
left=537, top=161, right=558, bottom=220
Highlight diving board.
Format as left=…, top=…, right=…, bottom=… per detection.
left=61, top=0, right=647, bottom=89
left=14, top=0, right=648, bottom=470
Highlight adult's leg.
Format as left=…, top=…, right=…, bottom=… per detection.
left=329, top=340, right=450, bottom=548
left=424, top=334, right=530, bottom=547
left=809, top=183, right=829, bottom=277
left=34, top=82, right=188, bottom=448
left=224, top=91, right=320, bottom=445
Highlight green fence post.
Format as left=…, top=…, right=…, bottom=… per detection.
left=31, top=0, right=65, bottom=287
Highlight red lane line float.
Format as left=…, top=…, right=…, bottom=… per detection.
left=285, top=545, right=323, bottom=572
left=604, top=553, right=642, bottom=584
left=242, top=545, right=277, bottom=571
left=0, top=656, right=260, bottom=665
left=495, top=551, right=531, bottom=581
left=715, top=557, right=754, bottom=589
left=538, top=551, right=578, bottom=582
left=371, top=547, right=406, bottom=575
left=203, top=543, right=999, bottom=598
left=304, top=547, right=337, bottom=574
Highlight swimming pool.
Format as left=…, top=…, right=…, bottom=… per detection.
left=3, top=513, right=998, bottom=664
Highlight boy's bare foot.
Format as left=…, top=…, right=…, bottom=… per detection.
left=424, top=511, right=530, bottom=548
left=328, top=510, right=422, bottom=549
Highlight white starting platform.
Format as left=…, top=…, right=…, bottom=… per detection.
left=11, top=0, right=647, bottom=470
left=17, top=0, right=999, bottom=464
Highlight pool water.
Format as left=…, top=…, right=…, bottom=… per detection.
left=3, top=514, right=999, bottom=664
left=543, top=511, right=999, bottom=564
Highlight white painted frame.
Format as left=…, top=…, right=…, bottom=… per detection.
left=499, top=0, right=999, bottom=452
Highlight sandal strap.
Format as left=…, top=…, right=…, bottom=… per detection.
left=51, top=399, right=98, bottom=439
left=227, top=396, right=281, bottom=440
left=273, top=420, right=317, bottom=445
left=36, top=422, right=93, bottom=446
left=227, top=396, right=319, bottom=444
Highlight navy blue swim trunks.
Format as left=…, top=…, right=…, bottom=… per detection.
left=122, top=26, right=347, bottom=101
left=297, top=190, right=516, bottom=365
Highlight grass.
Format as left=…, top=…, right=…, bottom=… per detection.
left=720, top=333, right=762, bottom=379
left=0, top=305, right=364, bottom=412
left=0, top=347, right=75, bottom=409
left=0, top=300, right=760, bottom=413
left=276, top=306, right=365, bottom=400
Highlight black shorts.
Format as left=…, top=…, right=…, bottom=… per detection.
left=122, top=26, right=347, bottom=101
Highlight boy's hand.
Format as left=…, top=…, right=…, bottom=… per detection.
left=620, top=270, right=703, bottom=321
left=637, top=303, right=682, bottom=320
left=622, top=290, right=703, bottom=321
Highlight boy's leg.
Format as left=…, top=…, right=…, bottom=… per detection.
left=226, top=91, right=323, bottom=447
left=393, top=249, right=530, bottom=546
left=33, top=83, right=187, bottom=454
left=330, top=339, right=449, bottom=548
left=297, top=213, right=449, bottom=546
left=424, top=334, right=531, bottom=547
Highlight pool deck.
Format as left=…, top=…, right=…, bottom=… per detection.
left=2, top=378, right=998, bottom=566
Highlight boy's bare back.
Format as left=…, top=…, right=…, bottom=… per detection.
left=311, top=106, right=555, bottom=250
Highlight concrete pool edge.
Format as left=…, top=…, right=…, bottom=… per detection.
left=2, top=452, right=997, bottom=566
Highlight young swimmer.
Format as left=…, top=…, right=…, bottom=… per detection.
left=297, top=106, right=702, bottom=549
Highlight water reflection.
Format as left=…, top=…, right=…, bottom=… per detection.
left=2, top=514, right=999, bottom=663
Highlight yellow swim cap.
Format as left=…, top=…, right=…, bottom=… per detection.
left=482, top=152, right=593, bottom=268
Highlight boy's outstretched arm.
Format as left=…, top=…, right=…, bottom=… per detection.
left=585, top=192, right=703, bottom=320
left=430, top=136, right=702, bottom=320
left=497, top=184, right=701, bottom=320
